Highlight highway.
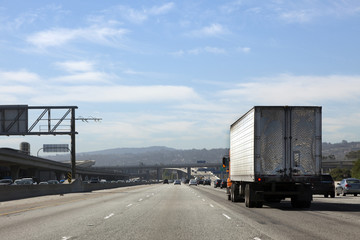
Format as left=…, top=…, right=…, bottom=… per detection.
left=0, top=183, right=359, bottom=240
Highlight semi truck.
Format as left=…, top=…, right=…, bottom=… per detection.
left=224, top=106, right=322, bottom=208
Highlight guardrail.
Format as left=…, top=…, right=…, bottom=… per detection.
left=0, top=180, right=157, bottom=202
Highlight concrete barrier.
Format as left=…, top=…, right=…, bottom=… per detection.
left=0, top=180, right=157, bottom=202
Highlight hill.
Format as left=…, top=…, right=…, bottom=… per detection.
left=47, top=141, right=360, bottom=167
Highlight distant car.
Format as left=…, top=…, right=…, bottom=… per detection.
left=336, top=178, right=360, bottom=196
left=189, top=179, right=197, bottom=186
left=203, top=179, right=211, bottom=186
left=174, top=179, right=181, bottom=185
left=312, top=174, right=335, bottom=198
left=19, top=178, right=34, bottom=185
left=197, top=179, right=204, bottom=185
left=214, top=179, right=222, bottom=188
left=47, top=180, right=60, bottom=184
left=90, top=177, right=100, bottom=183
left=100, top=179, right=107, bottom=183
left=184, top=179, right=190, bottom=184
left=39, top=182, right=49, bottom=185
left=0, top=179, right=13, bottom=185
left=13, top=179, right=24, bottom=185
left=163, top=179, right=169, bottom=184
left=220, top=179, right=227, bottom=189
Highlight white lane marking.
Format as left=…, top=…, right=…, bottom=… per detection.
left=202, top=199, right=205, bottom=202
left=152, top=193, right=154, bottom=196
left=146, top=195, right=150, bottom=198
left=210, top=204, right=214, bottom=208
left=62, top=237, right=72, bottom=240
left=139, top=198, right=143, bottom=202
left=104, top=213, right=114, bottom=219
left=126, top=203, right=133, bottom=208
left=222, top=213, right=231, bottom=220
left=254, top=238, right=262, bottom=240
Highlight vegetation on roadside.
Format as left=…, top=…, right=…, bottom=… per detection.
left=330, top=168, right=352, bottom=181
left=351, top=159, right=360, bottom=179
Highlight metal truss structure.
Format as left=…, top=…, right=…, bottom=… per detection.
left=0, top=105, right=101, bottom=177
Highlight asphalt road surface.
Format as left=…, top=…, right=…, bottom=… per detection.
left=0, top=183, right=359, bottom=240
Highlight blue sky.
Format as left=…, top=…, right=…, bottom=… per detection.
left=1, top=0, right=360, bottom=155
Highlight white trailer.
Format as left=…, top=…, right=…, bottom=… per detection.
left=225, top=106, right=322, bottom=208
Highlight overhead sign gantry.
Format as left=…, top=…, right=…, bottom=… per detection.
left=0, top=105, right=79, bottom=177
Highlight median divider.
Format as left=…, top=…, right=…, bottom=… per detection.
left=0, top=180, right=156, bottom=202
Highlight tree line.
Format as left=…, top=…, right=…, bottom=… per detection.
left=330, top=150, right=360, bottom=180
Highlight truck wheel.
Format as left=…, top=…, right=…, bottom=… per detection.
left=245, top=184, right=255, bottom=208
left=231, top=184, right=240, bottom=202
left=291, top=199, right=311, bottom=208
left=324, top=194, right=328, bottom=198
left=354, top=194, right=358, bottom=197
left=291, top=193, right=311, bottom=208
left=330, top=192, right=335, bottom=198
left=255, top=201, right=263, bottom=208
left=231, top=187, right=235, bottom=202
left=302, top=201, right=311, bottom=208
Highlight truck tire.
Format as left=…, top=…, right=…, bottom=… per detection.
left=231, top=183, right=240, bottom=202
left=255, top=201, right=263, bottom=208
left=245, top=184, right=255, bottom=208
left=330, top=192, right=335, bottom=198
left=291, top=198, right=311, bottom=208
left=291, top=185, right=312, bottom=208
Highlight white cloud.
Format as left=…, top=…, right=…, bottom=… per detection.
left=50, top=72, right=113, bottom=84
left=219, top=74, right=360, bottom=105
left=170, top=50, right=185, bottom=57
left=279, top=9, right=315, bottom=23
left=237, top=47, right=251, bottom=53
left=30, top=85, right=200, bottom=104
left=204, top=47, right=226, bottom=54
left=188, top=23, right=228, bottom=37
left=171, top=46, right=226, bottom=56
left=55, top=61, right=95, bottom=73
left=147, top=2, right=175, bottom=15
left=123, top=69, right=145, bottom=75
left=0, top=70, right=40, bottom=84
left=112, top=3, right=174, bottom=24
left=323, top=113, right=360, bottom=142
left=26, top=26, right=128, bottom=49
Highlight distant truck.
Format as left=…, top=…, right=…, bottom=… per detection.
left=224, top=106, right=322, bottom=208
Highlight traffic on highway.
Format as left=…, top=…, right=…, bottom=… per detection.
left=0, top=180, right=359, bottom=240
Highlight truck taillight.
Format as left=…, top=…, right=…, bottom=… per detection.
left=258, top=178, right=262, bottom=182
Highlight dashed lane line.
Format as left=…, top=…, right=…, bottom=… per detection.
left=222, top=213, right=231, bottom=220
left=104, top=213, right=114, bottom=219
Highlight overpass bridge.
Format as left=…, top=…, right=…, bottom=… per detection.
left=0, top=148, right=127, bottom=181
left=2, top=146, right=354, bottom=182
left=95, top=163, right=223, bottom=181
